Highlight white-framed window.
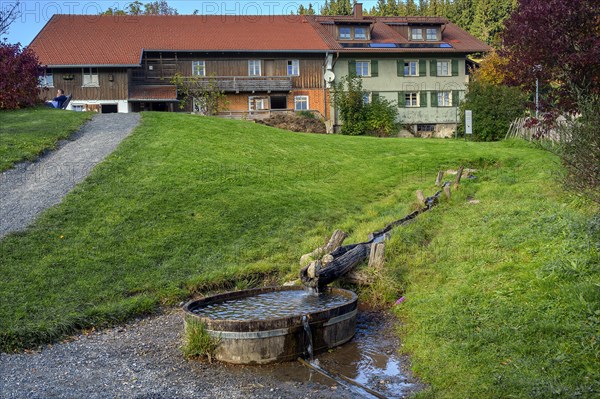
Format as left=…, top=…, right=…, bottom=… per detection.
left=437, top=60, right=451, bottom=76
left=287, top=60, right=300, bottom=76
left=362, top=93, right=371, bottom=105
left=38, top=70, right=54, bottom=87
left=437, top=91, right=452, bottom=107
left=192, top=61, right=206, bottom=76
left=405, top=92, right=419, bottom=107
left=249, top=96, right=268, bottom=111
left=411, top=28, right=423, bottom=40
left=339, top=27, right=351, bottom=40
left=71, top=104, right=85, bottom=112
left=248, top=60, right=261, bottom=76
left=426, top=28, right=438, bottom=41
left=404, top=61, right=418, bottom=76
left=294, top=95, right=309, bottom=111
left=355, top=61, right=370, bottom=77
left=354, top=27, right=367, bottom=40
left=82, top=67, right=99, bottom=87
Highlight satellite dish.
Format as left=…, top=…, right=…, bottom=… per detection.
left=323, top=70, right=335, bottom=83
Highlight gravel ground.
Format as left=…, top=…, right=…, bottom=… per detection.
left=0, top=310, right=360, bottom=399
left=0, top=113, right=140, bottom=238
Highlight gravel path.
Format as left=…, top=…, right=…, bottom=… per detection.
left=0, top=113, right=140, bottom=238
left=0, top=310, right=359, bottom=399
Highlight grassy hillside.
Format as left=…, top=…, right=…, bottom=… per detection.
left=0, top=107, right=92, bottom=171
left=0, top=112, right=596, bottom=397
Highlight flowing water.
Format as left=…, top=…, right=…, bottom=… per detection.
left=302, top=315, right=314, bottom=361
left=191, top=290, right=350, bottom=320
left=248, top=309, right=424, bottom=398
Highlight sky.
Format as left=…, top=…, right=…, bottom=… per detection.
left=3, top=0, right=378, bottom=46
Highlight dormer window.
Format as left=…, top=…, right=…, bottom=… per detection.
left=355, top=27, right=367, bottom=40
left=411, top=28, right=423, bottom=41
left=426, top=28, right=438, bottom=41
left=340, top=27, right=351, bottom=40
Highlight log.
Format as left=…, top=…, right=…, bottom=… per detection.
left=435, top=170, right=444, bottom=186
left=301, top=243, right=369, bottom=289
left=300, top=229, right=347, bottom=266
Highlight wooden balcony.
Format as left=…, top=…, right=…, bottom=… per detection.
left=131, top=71, right=292, bottom=93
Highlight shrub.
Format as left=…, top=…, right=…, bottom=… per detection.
left=296, top=110, right=316, bottom=119
left=182, top=318, right=221, bottom=362
left=545, top=95, right=600, bottom=204
left=332, top=74, right=399, bottom=136
left=0, top=42, right=43, bottom=110
left=459, top=81, right=528, bottom=141
left=171, top=72, right=228, bottom=115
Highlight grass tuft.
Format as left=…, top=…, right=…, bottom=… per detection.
left=182, top=317, right=221, bottom=362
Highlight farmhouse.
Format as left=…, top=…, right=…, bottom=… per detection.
left=30, top=3, right=489, bottom=134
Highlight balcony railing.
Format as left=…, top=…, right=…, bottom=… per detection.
left=131, top=72, right=292, bottom=93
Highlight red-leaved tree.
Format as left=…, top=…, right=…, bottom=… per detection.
left=500, top=0, right=600, bottom=111
left=0, top=42, right=43, bottom=110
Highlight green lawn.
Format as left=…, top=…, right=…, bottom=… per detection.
left=0, top=112, right=597, bottom=397
left=0, top=107, right=92, bottom=171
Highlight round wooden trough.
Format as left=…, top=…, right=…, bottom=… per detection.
left=183, top=286, right=357, bottom=364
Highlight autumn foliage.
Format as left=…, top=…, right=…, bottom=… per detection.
left=501, top=0, right=600, bottom=111
left=0, top=42, right=43, bottom=110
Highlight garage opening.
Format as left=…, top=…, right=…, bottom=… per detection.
left=101, top=104, right=118, bottom=113
left=270, top=95, right=287, bottom=110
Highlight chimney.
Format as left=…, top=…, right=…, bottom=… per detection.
left=354, top=3, right=363, bottom=19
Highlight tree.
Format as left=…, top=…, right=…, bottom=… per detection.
left=471, top=0, right=516, bottom=46
left=101, top=0, right=177, bottom=15
left=471, top=50, right=510, bottom=86
left=501, top=0, right=600, bottom=112
left=0, top=42, right=43, bottom=110
left=171, top=73, right=228, bottom=116
left=0, top=0, right=20, bottom=36
left=332, top=75, right=399, bottom=136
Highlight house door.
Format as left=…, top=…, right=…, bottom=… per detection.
left=264, top=60, right=275, bottom=77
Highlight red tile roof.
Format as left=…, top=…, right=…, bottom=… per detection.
left=129, top=85, right=177, bottom=101
left=308, top=16, right=490, bottom=53
left=30, top=14, right=330, bottom=66
left=30, top=14, right=489, bottom=67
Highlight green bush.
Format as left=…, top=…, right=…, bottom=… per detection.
left=332, top=75, right=399, bottom=136
left=459, top=81, right=527, bottom=141
left=296, top=110, right=316, bottom=119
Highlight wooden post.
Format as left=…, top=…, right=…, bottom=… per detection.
left=368, top=242, right=385, bottom=270
left=443, top=184, right=451, bottom=200
left=454, top=165, right=464, bottom=189
left=416, top=190, right=425, bottom=207
left=435, top=170, right=444, bottom=186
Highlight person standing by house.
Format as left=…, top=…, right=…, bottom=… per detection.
left=45, top=89, right=68, bottom=108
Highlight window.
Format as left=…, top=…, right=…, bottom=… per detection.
left=355, top=61, right=370, bottom=77
left=417, top=124, right=435, bottom=132
left=354, top=27, right=367, bottom=40
left=437, top=91, right=451, bottom=107
left=340, top=27, right=351, bottom=40
left=405, top=92, right=419, bottom=107
left=82, top=68, right=99, bottom=87
left=249, top=96, right=269, bottom=111
left=437, top=60, right=450, bottom=76
left=426, top=28, right=438, bottom=41
left=404, top=61, right=418, bottom=76
left=38, top=70, right=53, bottom=87
left=411, top=28, right=423, bottom=40
left=362, top=93, right=371, bottom=105
left=287, top=60, right=300, bottom=76
left=71, top=104, right=84, bottom=112
left=192, top=61, right=206, bottom=76
left=248, top=60, right=261, bottom=76
left=294, top=95, right=309, bottom=111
